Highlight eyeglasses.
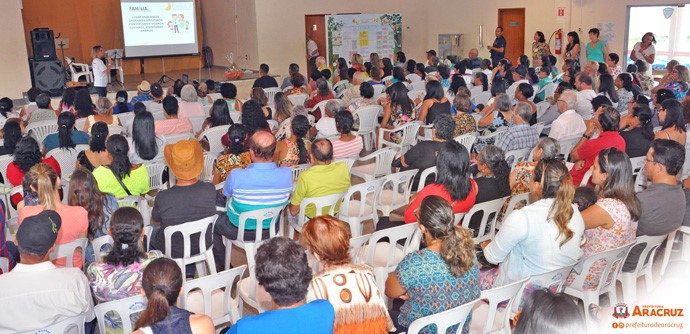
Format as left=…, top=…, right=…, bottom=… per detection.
left=644, top=157, right=658, bottom=165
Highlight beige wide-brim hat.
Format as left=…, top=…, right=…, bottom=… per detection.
left=164, top=140, right=204, bottom=180
left=137, top=80, right=151, bottom=93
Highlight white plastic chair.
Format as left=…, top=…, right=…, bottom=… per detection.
left=22, top=313, right=86, bottom=334
left=407, top=90, right=425, bottom=107
left=350, top=148, right=398, bottom=182
left=49, top=237, right=88, bottom=269
left=229, top=111, right=242, bottom=124
left=349, top=233, right=371, bottom=265
left=93, top=295, right=145, bottom=334
left=332, top=81, right=351, bottom=96
left=378, top=121, right=422, bottom=153
left=535, top=101, right=551, bottom=121
left=91, top=235, right=114, bottom=263
left=266, top=119, right=279, bottom=132
left=505, top=147, right=532, bottom=170
left=0, top=257, right=8, bottom=273
left=163, top=133, right=194, bottom=145
left=66, top=57, right=92, bottom=83
left=372, top=84, right=386, bottom=101
left=473, top=91, right=492, bottom=106
left=198, top=125, right=231, bottom=153
left=564, top=242, right=635, bottom=323
left=199, top=152, right=219, bottom=183
left=557, top=135, right=581, bottom=161
left=477, top=127, right=508, bottom=148
left=617, top=234, right=667, bottom=304
left=416, top=166, right=437, bottom=193
left=309, top=99, right=332, bottom=115
left=514, top=263, right=577, bottom=313
left=222, top=205, right=285, bottom=271
left=287, top=93, right=309, bottom=107
left=288, top=193, right=345, bottom=237
left=476, top=277, right=529, bottom=334
left=409, top=80, right=426, bottom=92
left=163, top=215, right=219, bottom=280
left=117, top=195, right=151, bottom=226
left=180, top=265, right=247, bottom=329
left=289, top=163, right=312, bottom=183
left=7, top=185, right=22, bottom=220
left=118, top=113, right=135, bottom=135
left=407, top=300, right=478, bottom=334
left=46, top=145, right=89, bottom=181
left=352, top=105, right=382, bottom=151
left=26, top=120, right=58, bottom=144
left=108, top=125, right=125, bottom=136
left=680, top=226, right=690, bottom=262
left=461, top=197, right=508, bottom=244
left=378, top=169, right=419, bottom=216
left=145, top=163, right=167, bottom=191
left=660, top=229, right=678, bottom=276
left=498, top=192, right=531, bottom=230
left=454, top=132, right=478, bottom=154
left=332, top=158, right=355, bottom=172
left=339, top=179, right=384, bottom=238
left=75, top=117, right=88, bottom=133
left=262, top=87, right=281, bottom=107
left=531, top=122, right=545, bottom=136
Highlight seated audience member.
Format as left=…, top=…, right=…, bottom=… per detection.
left=281, top=63, right=300, bottom=90
left=43, top=111, right=90, bottom=153
left=514, top=289, right=586, bottom=334
left=92, top=135, right=150, bottom=197
left=226, top=237, right=335, bottom=333
left=306, top=78, right=335, bottom=113
left=0, top=119, right=21, bottom=157
left=452, top=93, right=477, bottom=137
left=386, top=196, right=480, bottom=333
left=619, top=102, right=654, bottom=158
left=312, top=100, right=340, bottom=139
left=178, top=84, right=205, bottom=119
left=27, top=93, right=57, bottom=124
left=535, top=66, right=552, bottom=101
left=474, top=145, right=511, bottom=203
left=331, top=109, right=364, bottom=160
left=199, top=99, right=233, bottom=136
left=76, top=122, right=111, bottom=171
left=655, top=99, right=687, bottom=145
left=0, top=210, right=95, bottom=333
left=380, top=82, right=416, bottom=143
left=154, top=96, right=193, bottom=136
left=132, top=258, right=214, bottom=333
left=574, top=73, right=597, bottom=120
left=506, top=65, right=530, bottom=105
left=275, top=115, right=311, bottom=167
left=569, top=105, right=625, bottom=185
left=568, top=147, right=639, bottom=288
left=515, top=83, right=538, bottom=123
left=549, top=90, right=586, bottom=140
left=285, top=73, right=309, bottom=96
left=221, top=82, right=243, bottom=112
left=272, top=94, right=296, bottom=141
left=623, top=140, right=686, bottom=272
left=8, top=137, right=62, bottom=207
left=239, top=100, right=270, bottom=135
left=539, top=82, right=573, bottom=129
left=87, top=207, right=161, bottom=303
left=341, top=72, right=367, bottom=105
left=398, top=114, right=455, bottom=189
left=129, top=111, right=167, bottom=164
left=250, top=88, right=272, bottom=119
left=83, top=97, right=121, bottom=133
left=112, top=90, right=133, bottom=114
left=480, top=159, right=584, bottom=289
left=403, top=141, right=477, bottom=224
left=496, top=102, right=539, bottom=152
left=18, top=164, right=88, bottom=267
left=606, top=53, right=623, bottom=78
left=253, top=63, right=279, bottom=89
left=213, top=124, right=251, bottom=184
left=289, top=139, right=350, bottom=220
left=302, top=216, right=393, bottom=333
left=347, top=81, right=376, bottom=112
left=506, top=137, right=560, bottom=215
left=150, top=140, right=216, bottom=259
left=477, top=93, right=513, bottom=132
left=130, top=80, right=154, bottom=104
left=19, top=87, right=42, bottom=122
left=418, top=80, right=451, bottom=125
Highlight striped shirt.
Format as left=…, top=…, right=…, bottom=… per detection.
left=332, top=135, right=364, bottom=160
left=223, top=162, right=293, bottom=229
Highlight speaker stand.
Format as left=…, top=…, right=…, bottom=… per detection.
left=157, top=57, right=174, bottom=84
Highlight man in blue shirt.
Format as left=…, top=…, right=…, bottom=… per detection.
left=488, top=26, right=506, bottom=67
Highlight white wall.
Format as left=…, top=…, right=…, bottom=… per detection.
left=1, top=0, right=32, bottom=99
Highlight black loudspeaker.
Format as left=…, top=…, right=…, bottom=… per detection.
left=29, top=59, right=64, bottom=96
left=31, top=28, right=57, bottom=61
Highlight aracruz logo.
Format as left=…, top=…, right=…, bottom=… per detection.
left=614, top=303, right=631, bottom=319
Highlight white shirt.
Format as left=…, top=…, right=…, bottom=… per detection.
left=307, top=39, right=319, bottom=57
left=315, top=116, right=338, bottom=139
left=0, top=261, right=95, bottom=332
left=92, top=58, right=108, bottom=88
left=484, top=199, right=585, bottom=286
left=506, top=79, right=529, bottom=105
left=632, top=42, right=655, bottom=75
left=548, top=109, right=586, bottom=141
left=575, top=89, right=597, bottom=120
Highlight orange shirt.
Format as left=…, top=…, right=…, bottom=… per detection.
left=19, top=205, right=88, bottom=268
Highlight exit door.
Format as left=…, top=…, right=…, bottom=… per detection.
left=498, top=8, right=526, bottom=65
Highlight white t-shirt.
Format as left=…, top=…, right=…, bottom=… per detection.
left=92, top=58, right=108, bottom=88
left=315, top=117, right=338, bottom=139
left=632, top=42, right=655, bottom=75
left=307, top=39, right=319, bottom=58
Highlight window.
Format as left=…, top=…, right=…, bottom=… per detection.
left=625, top=5, right=690, bottom=70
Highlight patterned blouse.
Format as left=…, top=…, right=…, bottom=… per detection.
left=663, top=81, right=689, bottom=100
left=87, top=251, right=162, bottom=303
left=214, top=151, right=251, bottom=183
left=277, top=139, right=310, bottom=167
left=532, top=41, right=551, bottom=61
left=396, top=249, right=480, bottom=334
left=453, top=112, right=477, bottom=137
left=616, top=88, right=633, bottom=115
left=307, top=264, right=394, bottom=334
left=638, top=73, right=655, bottom=96
left=286, top=87, right=309, bottom=96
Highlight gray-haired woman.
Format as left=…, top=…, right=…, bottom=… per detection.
left=83, top=97, right=121, bottom=133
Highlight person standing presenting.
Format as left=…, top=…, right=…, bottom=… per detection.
left=91, top=45, right=111, bottom=97
left=488, top=26, right=506, bottom=67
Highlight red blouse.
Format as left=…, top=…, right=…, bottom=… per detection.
left=404, top=180, right=478, bottom=224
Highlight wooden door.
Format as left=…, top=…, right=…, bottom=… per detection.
left=498, top=8, right=525, bottom=65
left=305, top=15, right=326, bottom=78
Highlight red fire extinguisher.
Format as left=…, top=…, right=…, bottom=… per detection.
left=554, top=29, right=563, bottom=55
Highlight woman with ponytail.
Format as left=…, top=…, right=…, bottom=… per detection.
left=92, top=134, right=150, bottom=198
left=274, top=114, right=311, bottom=167
left=76, top=122, right=110, bottom=172
left=133, top=257, right=214, bottom=334
left=68, top=168, right=118, bottom=264
left=43, top=112, right=89, bottom=152
left=479, top=159, right=584, bottom=290
left=18, top=163, right=88, bottom=267
left=386, top=196, right=480, bottom=334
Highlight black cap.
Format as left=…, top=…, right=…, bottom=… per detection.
left=150, top=83, right=164, bottom=98
left=426, top=50, right=437, bottom=56
left=16, top=210, right=62, bottom=255
left=656, top=89, right=675, bottom=103
left=515, top=65, right=528, bottom=78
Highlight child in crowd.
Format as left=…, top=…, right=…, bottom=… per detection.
left=573, top=186, right=597, bottom=212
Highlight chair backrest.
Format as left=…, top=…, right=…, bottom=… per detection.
left=339, top=179, right=384, bottom=236
left=544, top=82, right=558, bottom=99
left=536, top=101, right=551, bottom=120
left=365, top=148, right=398, bottom=178
left=46, top=145, right=89, bottom=180
left=478, top=127, right=508, bottom=146
left=454, top=132, right=478, bottom=153
left=505, top=147, right=532, bottom=170
left=298, top=193, right=345, bottom=227
left=26, top=120, right=58, bottom=144
left=407, top=90, right=425, bottom=105
left=409, top=80, right=426, bottom=92
left=479, top=277, right=530, bottom=334
left=180, top=265, right=247, bottom=327
left=398, top=121, right=423, bottom=148
left=22, top=313, right=86, bottom=334
left=266, top=119, right=279, bottom=132
left=379, top=169, right=419, bottom=211
left=499, top=192, right=531, bottom=229
left=236, top=205, right=285, bottom=244
left=372, top=84, right=386, bottom=100
left=626, top=234, right=667, bottom=275
left=569, top=243, right=634, bottom=294
left=407, top=299, right=478, bottom=334
left=0, top=154, right=13, bottom=187
left=557, top=135, right=581, bottom=161
left=531, top=122, right=545, bottom=136
left=91, top=235, right=114, bottom=263
left=352, top=105, right=382, bottom=134
left=287, top=93, right=309, bottom=107
left=416, top=166, right=437, bottom=192
left=198, top=125, right=231, bottom=153
left=310, top=99, right=333, bottom=115
left=332, top=158, right=355, bottom=172
left=365, top=222, right=421, bottom=268
left=199, top=152, right=218, bottom=182
left=290, top=163, right=312, bottom=182
left=162, top=133, right=194, bottom=145
left=49, top=237, right=88, bottom=268
left=263, top=87, right=281, bottom=106
left=0, top=257, right=8, bottom=273
left=117, top=195, right=151, bottom=226
left=163, top=215, right=218, bottom=259
left=461, top=197, right=508, bottom=244
left=145, top=162, right=167, bottom=191
left=515, top=263, right=577, bottom=313
left=332, top=80, right=351, bottom=95
left=94, top=295, right=146, bottom=334
left=634, top=164, right=648, bottom=192
left=229, top=111, right=242, bottom=124
left=108, top=125, right=124, bottom=135
left=473, top=91, right=492, bottom=106
left=349, top=233, right=372, bottom=265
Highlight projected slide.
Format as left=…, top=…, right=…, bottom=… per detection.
left=121, top=0, right=199, bottom=58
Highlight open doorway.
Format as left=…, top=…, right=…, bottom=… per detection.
left=625, top=5, right=690, bottom=73
left=305, top=15, right=326, bottom=79
left=498, top=8, right=525, bottom=64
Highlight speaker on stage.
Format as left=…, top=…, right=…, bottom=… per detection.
left=29, top=59, right=64, bottom=96
left=31, top=28, right=57, bottom=61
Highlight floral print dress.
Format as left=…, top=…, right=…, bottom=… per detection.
left=387, top=105, right=416, bottom=143
left=214, top=151, right=251, bottom=183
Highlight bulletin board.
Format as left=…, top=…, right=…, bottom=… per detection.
left=326, top=14, right=402, bottom=65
